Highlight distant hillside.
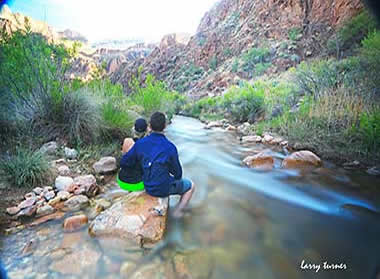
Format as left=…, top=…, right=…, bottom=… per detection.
left=110, top=0, right=363, bottom=96
left=58, top=29, right=88, bottom=43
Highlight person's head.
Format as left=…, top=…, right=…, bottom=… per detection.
left=150, top=112, right=166, bottom=132
left=133, top=118, right=148, bottom=139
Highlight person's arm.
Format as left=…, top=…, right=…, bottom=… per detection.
left=122, top=138, right=135, bottom=154
left=169, top=146, right=182, bottom=180
left=120, top=143, right=138, bottom=168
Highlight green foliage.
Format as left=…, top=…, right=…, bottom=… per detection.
left=231, top=59, right=239, bottom=73
left=209, top=55, right=218, bottom=71
left=130, top=73, right=180, bottom=117
left=359, top=31, right=380, bottom=90
left=288, top=27, right=302, bottom=41
left=185, top=83, right=265, bottom=123
left=253, top=62, right=271, bottom=77
left=221, top=83, right=265, bottom=122
left=223, top=48, right=233, bottom=57
left=241, top=47, right=271, bottom=76
left=174, top=63, right=204, bottom=92
left=0, top=148, right=51, bottom=187
left=328, top=10, right=377, bottom=56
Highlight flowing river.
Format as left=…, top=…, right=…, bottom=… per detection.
left=1, top=115, right=380, bottom=279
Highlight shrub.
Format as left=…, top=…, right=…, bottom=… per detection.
left=359, top=30, right=380, bottom=91
left=288, top=27, right=302, bottom=41
left=253, top=62, right=271, bottom=77
left=242, top=47, right=271, bottom=75
left=209, top=55, right=218, bottom=71
left=221, top=83, right=265, bottom=122
left=101, top=102, right=134, bottom=141
left=231, top=59, right=239, bottom=73
left=327, top=10, right=377, bottom=56
left=0, top=148, right=51, bottom=187
left=130, top=73, right=179, bottom=117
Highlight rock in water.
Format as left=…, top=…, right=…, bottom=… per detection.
left=55, top=176, right=74, bottom=192
left=88, top=191, right=168, bottom=248
left=243, top=150, right=274, bottom=170
left=93, top=156, right=117, bottom=174
left=50, top=243, right=100, bottom=275
left=63, top=215, right=88, bottom=232
left=282, top=150, right=322, bottom=169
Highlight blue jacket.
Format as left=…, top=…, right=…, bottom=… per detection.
left=120, top=132, right=182, bottom=197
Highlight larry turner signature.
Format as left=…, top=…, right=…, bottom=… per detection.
left=300, top=260, right=347, bottom=273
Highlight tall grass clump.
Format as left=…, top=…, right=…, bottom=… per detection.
left=0, top=148, right=51, bottom=187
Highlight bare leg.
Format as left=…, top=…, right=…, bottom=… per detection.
left=173, top=182, right=195, bottom=218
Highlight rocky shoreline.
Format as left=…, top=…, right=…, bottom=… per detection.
left=202, top=118, right=380, bottom=175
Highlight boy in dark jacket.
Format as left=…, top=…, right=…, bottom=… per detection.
left=120, top=112, right=195, bottom=218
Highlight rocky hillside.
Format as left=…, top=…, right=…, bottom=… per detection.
left=110, top=0, right=363, bottom=96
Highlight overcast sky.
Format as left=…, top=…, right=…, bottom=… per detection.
left=4, top=0, right=218, bottom=42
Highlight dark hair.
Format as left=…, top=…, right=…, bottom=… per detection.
left=134, top=118, right=147, bottom=133
left=150, top=112, right=166, bottom=132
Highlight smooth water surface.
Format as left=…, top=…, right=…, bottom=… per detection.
left=1, top=116, right=380, bottom=279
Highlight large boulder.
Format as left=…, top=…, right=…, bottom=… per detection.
left=93, top=156, right=117, bottom=174
left=55, top=176, right=74, bottom=192
left=243, top=150, right=274, bottom=170
left=282, top=150, right=322, bottom=169
left=89, top=191, right=168, bottom=248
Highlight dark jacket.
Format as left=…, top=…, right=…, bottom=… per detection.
left=118, top=138, right=143, bottom=184
left=120, top=132, right=182, bottom=197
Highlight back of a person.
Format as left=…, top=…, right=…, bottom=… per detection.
left=135, top=132, right=176, bottom=196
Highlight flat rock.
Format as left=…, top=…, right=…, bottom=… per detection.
left=243, top=150, right=274, bottom=170
left=55, top=176, right=74, bottom=192
left=36, top=204, right=55, bottom=217
left=226, top=125, right=236, bottom=131
left=64, top=195, right=89, bottom=211
left=19, top=197, right=37, bottom=209
left=63, top=214, right=88, bottom=232
left=24, top=192, right=36, bottom=199
left=282, top=150, right=322, bottom=169
left=39, top=141, right=58, bottom=155
left=50, top=243, right=100, bottom=275
left=93, top=157, right=117, bottom=174
left=30, top=211, right=65, bottom=227
left=242, top=135, right=262, bottom=143
left=89, top=191, right=168, bottom=248
left=205, top=121, right=223, bottom=129
left=6, top=206, right=20, bottom=216
left=18, top=205, right=37, bottom=218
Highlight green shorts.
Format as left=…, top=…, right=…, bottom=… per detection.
left=117, top=176, right=145, bottom=192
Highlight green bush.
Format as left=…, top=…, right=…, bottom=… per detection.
left=242, top=47, right=271, bottom=75
left=221, top=83, right=265, bottom=122
left=130, top=73, right=179, bottom=117
left=101, top=102, right=133, bottom=141
left=328, top=10, right=377, bottom=56
left=209, top=55, right=218, bottom=71
left=231, top=59, right=239, bottom=73
left=288, top=27, right=302, bottom=41
left=359, top=31, right=380, bottom=90
left=0, top=148, right=51, bottom=187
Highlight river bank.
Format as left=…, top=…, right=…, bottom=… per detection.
left=2, top=116, right=380, bottom=279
